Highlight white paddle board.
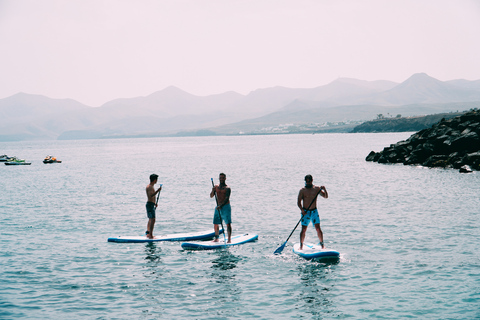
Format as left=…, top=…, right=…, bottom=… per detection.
left=181, top=233, right=258, bottom=250
left=293, top=242, right=340, bottom=260
left=107, top=229, right=223, bottom=243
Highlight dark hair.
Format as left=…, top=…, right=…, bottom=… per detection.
left=304, top=174, right=313, bottom=181
left=150, top=174, right=159, bottom=182
left=219, top=173, right=226, bottom=178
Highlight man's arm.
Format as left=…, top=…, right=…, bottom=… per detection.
left=297, top=189, right=305, bottom=215
left=150, top=186, right=162, bottom=197
left=320, top=186, right=328, bottom=199
left=147, top=185, right=161, bottom=200
left=210, top=185, right=216, bottom=198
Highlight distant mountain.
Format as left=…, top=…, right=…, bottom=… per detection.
left=0, top=93, right=91, bottom=141
left=210, top=101, right=480, bottom=135
left=370, top=73, right=480, bottom=105
left=446, top=79, right=480, bottom=91
left=100, top=86, right=245, bottom=118
left=207, top=74, right=480, bottom=135
left=0, top=93, right=89, bottom=126
left=1, top=73, right=479, bottom=141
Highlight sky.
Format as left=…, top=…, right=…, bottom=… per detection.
left=1, top=0, right=479, bottom=107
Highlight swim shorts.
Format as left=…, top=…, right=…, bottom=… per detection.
left=301, top=208, right=320, bottom=226
left=213, top=203, right=232, bottom=225
left=146, top=201, right=156, bottom=219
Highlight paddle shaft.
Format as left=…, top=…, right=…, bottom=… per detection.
left=281, top=188, right=323, bottom=246
left=155, top=184, right=163, bottom=206
left=211, top=178, right=227, bottom=243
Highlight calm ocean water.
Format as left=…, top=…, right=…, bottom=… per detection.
left=1, top=133, right=479, bottom=319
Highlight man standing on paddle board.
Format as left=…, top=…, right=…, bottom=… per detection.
left=146, top=174, right=162, bottom=239
left=210, top=173, right=232, bottom=243
left=298, top=174, right=328, bottom=250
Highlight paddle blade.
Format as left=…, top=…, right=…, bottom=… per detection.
left=274, top=242, right=286, bottom=255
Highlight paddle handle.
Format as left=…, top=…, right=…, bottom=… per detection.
left=211, top=178, right=219, bottom=206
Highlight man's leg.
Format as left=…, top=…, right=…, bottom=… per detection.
left=147, top=218, right=155, bottom=238
left=314, top=223, right=324, bottom=248
left=226, top=223, right=232, bottom=243
left=213, top=224, right=220, bottom=242
left=150, top=218, right=156, bottom=238
left=300, top=225, right=308, bottom=250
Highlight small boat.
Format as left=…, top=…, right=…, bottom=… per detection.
left=43, top=155, right=62, bottom=164
left=5, top=157, right=31, bottom=165
left=0, top=155, right=11, bottom=162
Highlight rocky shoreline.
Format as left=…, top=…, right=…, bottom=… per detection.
left=366, top=109, right=480, bottom=172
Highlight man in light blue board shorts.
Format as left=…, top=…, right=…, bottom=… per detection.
left=210, top=173, right=232, bottom=243
left=297, top=174, right=328, bottom=250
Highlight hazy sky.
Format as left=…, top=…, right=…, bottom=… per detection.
left=1, top=0, right=479, bottom=106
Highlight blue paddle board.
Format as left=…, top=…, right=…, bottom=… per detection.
left=181, top=233, right=258, bottom=250
left=293, top=242, right=340, bottom=260
left=108, top=229, right=223, bottom=243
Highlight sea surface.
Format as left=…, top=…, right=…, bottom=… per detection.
left=1, top=133, right=479, bottom=319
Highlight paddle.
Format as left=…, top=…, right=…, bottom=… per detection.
left=155, top=184, right=163, bottom=206
left=273, top=188, right=322, bottom=255
left=211, top=178, right=227, bottom=245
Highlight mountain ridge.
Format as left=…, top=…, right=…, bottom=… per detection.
left=1, top=73, right=479, bottom=141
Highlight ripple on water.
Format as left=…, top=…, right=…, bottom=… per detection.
left=1, top=134, right=479, bottom=319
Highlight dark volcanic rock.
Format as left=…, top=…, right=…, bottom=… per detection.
left=366, top=109, right=480, bottom=172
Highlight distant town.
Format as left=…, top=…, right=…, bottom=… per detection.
left=240, top=120, right=364, bottom=135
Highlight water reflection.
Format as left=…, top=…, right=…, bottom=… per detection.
left=196, top=250, right=243, bottom=318
left=211, top=250, right=241, bottom=272
left=143, top=242, right=163, bottom=276
left=210, top=249, right=242, bottom=293
left=296, top=262, right=336, bottom=316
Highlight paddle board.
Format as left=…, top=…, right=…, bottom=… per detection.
left=293, top=242, right=340, bottom=260
left=107, top=229, right=223, bottom=243
left=181, top=233, right=258, bottom=250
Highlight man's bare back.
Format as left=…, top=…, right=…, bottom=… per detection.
left=298, top=185, right=322, bottom=211
left=146, top=184, right=157, bottom=204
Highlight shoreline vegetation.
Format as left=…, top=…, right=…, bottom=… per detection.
left=351, top=111, right=464, bottom=133
left=365, top=109, right=480, bottom=172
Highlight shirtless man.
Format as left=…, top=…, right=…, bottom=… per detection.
left=297, top=174, right=328, bottom=250
left=145, top=174, right=162, bottom=239
left=210, top=173, right=232, bottom=243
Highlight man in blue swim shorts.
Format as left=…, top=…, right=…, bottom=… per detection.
left=210, top=173, right=232, bottom=243
left=145, top=174, right=162, bottom=239
left=297, top=174, right=328, bottom=250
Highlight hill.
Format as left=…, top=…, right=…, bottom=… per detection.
left=1, top=73, right=480, bottom=140
left=351, top=111, right=465, bottom=133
